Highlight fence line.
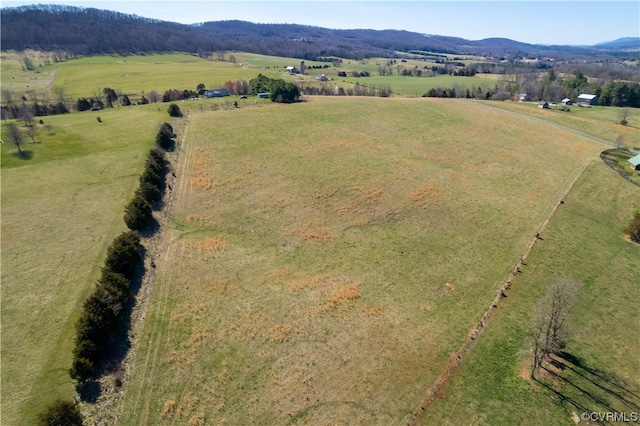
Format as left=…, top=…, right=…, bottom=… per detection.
left=600, top=148, right=640, bottom=187
left=408, top=160, right=593, bottom=425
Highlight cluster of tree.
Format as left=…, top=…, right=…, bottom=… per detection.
left=423, top=84, right=510, bottom=100
left=598, top=82, right=640, bottom=107
left=69, top=230, right=143, bottom=382
left=528, top=279, right=580, bottom=378
left=249, top=74, right=300, bottom=103
left=38, top=400, right=83, bottom=426
left=1, top=88, right=69, bottom=120
left=300, top=82, right=392, bottom=97
left=307, top=64, right=332, bottom=70
left=222, top=79, right=249, bottom=95
left=336, top=70, right=371, bottom=78
left=124, top=147, right=168, bottom=230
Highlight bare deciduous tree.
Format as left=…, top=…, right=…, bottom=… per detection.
left=6, top=123, right=26, bottom=155
left=21, top=104, right=35, bottom=127
left=147, top=90, right=160, bottom=103
left=528, top=278, right=580, bottom=378
left=51, top=85, right=67, bottom=104
left=619, top=108, right=630, bottom=125
left=26, top=125, right=38, bottom=143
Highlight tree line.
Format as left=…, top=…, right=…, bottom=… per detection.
left=1, top=73, right=302, bottom=123
left=37, top=121, right=177, bottom=425
left=4, top=4, right=638, bottom=62
left=423, top=73, right=640, bottom=107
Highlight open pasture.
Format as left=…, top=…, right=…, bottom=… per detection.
left=334, top=74, right=498, bottom=97
left=2, top=50, right=507, bottom=102
left=0, top=105, right=166, bottom=425
left=484, top=100, right=640, bottom=147
left=1, top=52, right=287, bottom=101
left=422, top=162, right=640, bottom=425
left=118, top=97, right=612, bottom=425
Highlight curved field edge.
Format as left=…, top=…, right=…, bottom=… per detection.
left=117, top=97, right=618, bottom=425
left=421, top=162, right=639, bottom=425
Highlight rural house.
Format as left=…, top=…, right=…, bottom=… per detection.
left=577, top=93, right=598, bottom=105
left=204, top=88, right=229, bottom=98
left=316, top=74, right=328, bottom=81
left=629, top=153, right=640, bottom=170
left=562, top=98, right=572, bottom=105
left=538, top=101, right=549, bottom=109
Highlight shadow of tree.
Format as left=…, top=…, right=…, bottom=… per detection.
left=12, top=149, right=33, bottom=159
left=535, top=351, right=640, bottom=425
left=77, top=247, right=147, bottom=403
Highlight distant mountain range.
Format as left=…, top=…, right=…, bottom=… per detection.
left=1, top=5, right=638, bottom=60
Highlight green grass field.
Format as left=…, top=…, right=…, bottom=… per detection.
left=2, top=51, right=508, bottom=102
left=483, top=101, right=640, bottom=148
left=2, top=50, right=639, bottom=426
left=1, top=105, right=167, bottom=425
left=422, top=162, right=640, bottom=425
left=112, top=97, right=635, bottom=425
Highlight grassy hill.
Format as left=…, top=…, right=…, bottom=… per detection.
left=113, top=97, right=637, bottom=425
left=1, top=51, right=638, bottom=425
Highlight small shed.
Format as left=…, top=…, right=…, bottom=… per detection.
left=286, top=66, right=298, bottom=74
left=561, top=98, right=572, bottom=105
left=629, top=153, right=640, bottom=170
left=577, top=94, right=598, bottom=105
left=316, top=74, right=328, bottom=81
left=517, top=93, right=530, bottom=102
left=538, top=101, right=549, bottom=109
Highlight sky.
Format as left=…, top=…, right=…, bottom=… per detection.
left=2, top=1, right=639, bottom=46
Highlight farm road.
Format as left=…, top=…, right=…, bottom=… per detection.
left=473, top=100, right=618, bottom=148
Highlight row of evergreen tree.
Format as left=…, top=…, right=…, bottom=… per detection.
left=68, top=143, right=171, bottom=381
left=124, top=143, right=170, bottom=230
left=39, top=123, right=175, bottom=425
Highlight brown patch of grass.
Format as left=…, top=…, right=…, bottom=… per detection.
left=185, top=214, right=217, bottom=227
left=290, top=274, right=332, bottom=292
left=231, top=311, right=269, bottom=341
left=189, top=176, right=214, bottom=191
left=292, top=219, right=334, bottom=242
left=161, top=399, right=177, bottom=418
left=353, top=184, right=383, bottom=202
left=314, top=187, right=337, bottom=199
left=317, top=283, right=361, bottom=313
left=409, top=183, right=440, bottom=209
left=272, top=196, right=291, bottom=209
left=361, top=305, right=383, bottom=316
left=182, top=237, right=227, bottom=259
left=189, top=147, right=215, bottom=191
left=440, top=282, right=455, bottom=296
left=188, top=411, right=206, bottom=426
left=270, top=324, right=294, bottom=342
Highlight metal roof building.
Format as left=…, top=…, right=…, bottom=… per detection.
left=577, top=94, right=598, bottom=105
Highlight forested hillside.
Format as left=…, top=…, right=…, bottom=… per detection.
left=2, top=4, right=638, bottom=60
